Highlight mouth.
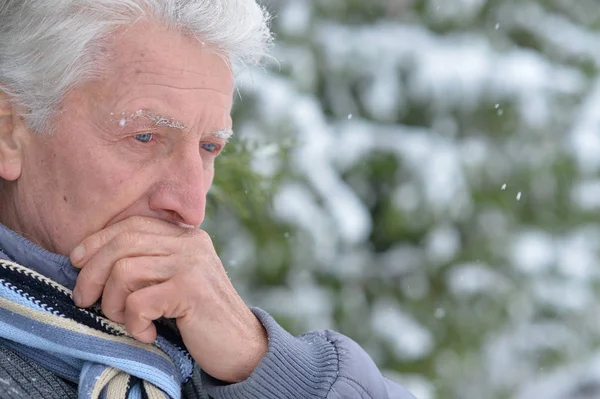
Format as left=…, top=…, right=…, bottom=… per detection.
left=105, top=214, right=198, bottom=231
left=173, top=221, right=197, bottom=230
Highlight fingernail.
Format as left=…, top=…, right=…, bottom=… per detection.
left=73, top=288, right=82, bottom=307
left=71, top=245, right=86, bottom=264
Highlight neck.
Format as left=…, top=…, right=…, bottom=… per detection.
left=0, top=180, right=18, bottom=233
left=0, top=180, right=56, bottom=253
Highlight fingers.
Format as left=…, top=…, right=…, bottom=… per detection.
left=124, top=281, right=186, bottom=343
left=70, top=216, right=184, bottom=267
left=99, top=256, right=175, bottom=323
left=67, top=217, right=214, bottom=347
left=73, top=233, right=178, bottom=308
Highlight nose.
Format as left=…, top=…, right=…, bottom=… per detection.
left=147, top=151, right=211, bottom=228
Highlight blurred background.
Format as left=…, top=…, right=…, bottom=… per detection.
left=204, top=0, right=600, bottom=398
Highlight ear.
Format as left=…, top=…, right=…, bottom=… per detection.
left=0, top=89, right=25, bottom=182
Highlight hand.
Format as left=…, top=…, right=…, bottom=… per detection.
left=70, top=216, right=267, bottom=383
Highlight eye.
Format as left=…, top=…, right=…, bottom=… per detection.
left=201, top=143, right=220, bottom=153
left=134, top=133, right=153, bottom=143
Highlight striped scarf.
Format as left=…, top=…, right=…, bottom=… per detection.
left=0, top=258, right=194, bottom=399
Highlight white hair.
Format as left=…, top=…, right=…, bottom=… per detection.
left=0, top=0, right=273, bottom=133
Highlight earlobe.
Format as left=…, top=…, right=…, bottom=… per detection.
left=0, top=90, right=24, bottom=182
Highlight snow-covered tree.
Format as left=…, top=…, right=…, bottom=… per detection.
left=206, top=1, right=600, bottom=397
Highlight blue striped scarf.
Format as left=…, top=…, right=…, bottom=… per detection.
left=0, top=258, right=194, bottom=399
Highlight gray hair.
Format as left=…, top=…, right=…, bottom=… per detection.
left=0, top=0, right=272, bottom=133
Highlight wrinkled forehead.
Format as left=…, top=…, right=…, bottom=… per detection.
left=69, top=21, right=237, bottom=134
left=101, top=22, right=235, bottom=95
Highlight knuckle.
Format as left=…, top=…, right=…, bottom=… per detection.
left=126, top=292, right=145, bottom=313
left=113, top=258, right=135, bottom=280
left=101, top=301, right=121, bottom=319
left=115, top=231, right=141, bottom=248
left=79, top=268, right=104, bottom=289
left=80, top=235, right=102, bottom=254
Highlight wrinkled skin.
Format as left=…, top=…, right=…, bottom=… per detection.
left=0, top=22, right=267, bottom=383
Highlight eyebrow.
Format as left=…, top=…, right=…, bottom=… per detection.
left=147, top=113, right=187, bottom=130
left=212, top=128, right=234, bottom=140
left=133, top=110, right=234, bottom=141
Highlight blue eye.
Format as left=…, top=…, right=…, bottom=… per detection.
left=134, top=133, right=153, bottom=143
left=201, top=143, right=219, bottom=153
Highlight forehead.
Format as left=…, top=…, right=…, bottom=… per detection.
left=95, top=22, right=235, bottom=113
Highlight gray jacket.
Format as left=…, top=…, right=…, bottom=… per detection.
left=0, top=224, right=416, bottom=399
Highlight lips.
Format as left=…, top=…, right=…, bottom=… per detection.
left=174, top=221, right=196, bottom=229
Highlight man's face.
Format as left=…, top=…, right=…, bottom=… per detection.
left=8, top=23, right=234, bottom=255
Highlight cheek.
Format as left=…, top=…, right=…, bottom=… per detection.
left=53, top=143, right=139, bottom=209
left=25, top=137, right=83, bottom=196
left=60, top=160, right=156, bottom=236
left=205, top=168, right=215, bottom=190
left=90, top=164, right=151, bottom=203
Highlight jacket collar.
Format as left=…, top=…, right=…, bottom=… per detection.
left=0, top=223, right=79, bottom=290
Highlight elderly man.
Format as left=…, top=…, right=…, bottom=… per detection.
left=0, top=1, right=415, bottom=398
